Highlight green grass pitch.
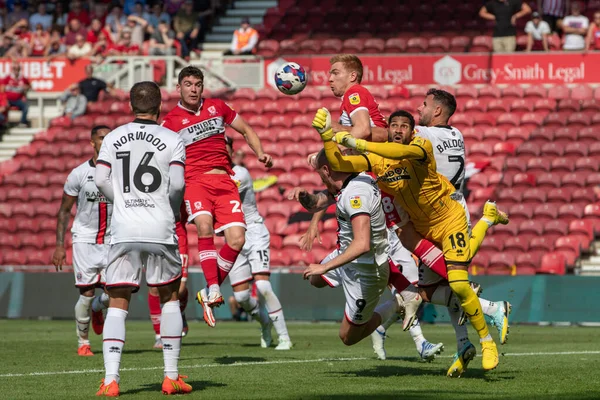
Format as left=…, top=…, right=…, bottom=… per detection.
left=1, top=320, right=599, bottom=399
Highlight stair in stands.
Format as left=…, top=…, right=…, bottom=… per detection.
left=202, top=0, right=277, bottom=52
left=0, top=128, right=42, bottom=162
left=579, top=243, right=600, bottom=276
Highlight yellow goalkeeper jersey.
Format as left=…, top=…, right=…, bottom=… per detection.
left=323, top=137, right=457, bottom=226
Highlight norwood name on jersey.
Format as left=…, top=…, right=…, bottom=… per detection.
left=112, top=130, right=169, bottom=151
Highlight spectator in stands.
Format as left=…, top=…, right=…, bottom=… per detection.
left=64, top=19, right=88, bottom=46
left=106, top=5, right=128, bottom=35
left=45, top=28, right=67, bottom=58
left=78, top=65, right=112, bottom=102
left=90, top=32, right=110, bottom=62
left=232, top=149, right=245, bottom=167
left=123, top=15, right=149, bottom=47
left=149, top=20, right=176, bottom=55
left=479, top=0, right=532, bottom=53
left=107, top=30, right=141, bottom=56
left=543, top=0, right=565, bottom=32
left=30, top=23, right=50, bottom=57
left=585, top=11, right=600, bottom=50
left=60, top=84, right=87, bottom=120
left=29, top=4, right=53, bottom=31
left=174, top=0, right=201, bottom=59
left=0, top=89, right=8, bottom=131
left=0, top=8, right=6, bottom=32
left=4, top=37, right=30, bottom=58
left=6, top=3, right=29, bottom=28
left=52, top=2, right=68, bottom=29
left=165, top=0, right=187, bottom=15
left=86, top=18, right=113, bottom=46
left=0, top=62, right=30, bottom=128
left=525, top=11, right=551, bottom=51
left=67, top=1, right=90, bottom=26
left=124, top=0, right=147, bottom=16
left=224, top=17, right=258, bottom=56
left=145, top=2, right=171, bottom=30
left=559, top=2, right=589, bottom=51
left=89, top=2, right=109, bottom=25
left=67, top=33, right=92, bottom=60
left=0, top=35, right=14, bottom=57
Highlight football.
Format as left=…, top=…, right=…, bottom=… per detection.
left=274, top=62, right=307, bottom=95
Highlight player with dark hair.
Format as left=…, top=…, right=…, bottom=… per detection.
left=95, top=81, right=191, bottom=396
left=161, top=66, right=273, bottom=327
left=52, top=124, right=112, bottom=357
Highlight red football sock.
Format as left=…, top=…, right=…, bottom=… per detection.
left=147, top=293, right=161, bottom=335
left=413, top=239, right=448, bottom=280
left=179, top=286, right=188, bottom=312
left=216, top=243, right=241, bottom=285
left=388, top=262, right=411, bottom=292
left=198, top=237, right=218, bottom=287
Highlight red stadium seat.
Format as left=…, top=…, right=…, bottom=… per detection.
left=363, top=38, right=385, bottom=53
left=534, top=203, right=559, bottom=222
left=501, top=86, right=524, bottom=100
left=257, top=39, right=280, bottom=57
left=510, top=99, right=533, bottom=112
left=564, top=142, right=589, bottom=157
left=298, top=39, right=321, bottom=54
left=516, top=142, right=540, bottom=157
left=526, top=157, right=551, bottom=173
left=496, top=113, right=520, bottom=128
left=478, top=86, right=501, bottom=99
left=561, top=172, right=585, bottom=188
left=570, top=85, right=594, bottom=100
left=270, top=250, right=291, bottom=266
left=510, top=172, right=536, bottom=188
left=523, top=85, right=547, bottom=99
left=550, top=158, right=573, bottom=173
left=583, top=203, right=600, bottom=233
left=427, top=37, right=450, bottom=53
left=498, top=187, right=523, bottom=203
left=568, top=112, right=591, bottom=128
left=510, top=204, right=534, bottom=219
left=544, top=113, right=567, bottom=128
left=522, top=188, right=547, bottom=204
left=515, top=252, right=543, bottom=274
left=529, top=236, right=554, bottom=252
left=470, top=35, right=492, bottom=52
left=559, top=204, right=584, bottom=219
left=232, top=88, right=256, bottom=101
left=473, top=113, right=497, bottom=127
left=405, top=37, right=428, bottom=53
left=571, top=188, right=596, bottom=205
left=487, top=253, right=515, bottom=275
left=342, top=38, right=365, bottom=53
left=548, top=86, right=570, bottom=100
left=555, top=236, right=582, bottom=263
left=581, top=99, right=600, bottom=112
left=538, top=252, right=566, bottom=275
left=467, top=174, right=488, bottom=189
left=503, top=236, right=528, bottom=252
left=384, top=38, right=407, bottom=53
left=545, top=220, right=570, bottom=236
left=533, top=98, right=557, bottom=111
left=569, top=219, right=595, bottom=241
left=557, top=99, right=580, bottom=112
left=520, top=220, right=543, bottom=235
left=469, top=143, right=493, bottom=157
left=464, top=99, right=487, bottom=113
left=470, top=252, right=490, bottom=274
left=449, top=36, right=471, bottom=52
left=536, top=173, right=561, bottom=188
left=541, top=142, right=564, bottom=157
left=493, top=142, right=515, bottom=156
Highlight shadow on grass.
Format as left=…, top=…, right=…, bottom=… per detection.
left=122, top=380, right=226, bottom=395
left=213, top=356, right=267, bottom=365
left=333, top=365, right=516, bottom=382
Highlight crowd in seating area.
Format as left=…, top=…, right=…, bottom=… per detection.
left=0, top=0, right=227, bottom=60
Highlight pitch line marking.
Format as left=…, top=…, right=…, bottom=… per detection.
left=0, top=357, right=368, bottom=378
left=2, top=351, right=600, bottom=378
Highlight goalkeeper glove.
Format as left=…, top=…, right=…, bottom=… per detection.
left=312, top=108, right=334, bottom=141
left=334, top=132, right=367, bottom=153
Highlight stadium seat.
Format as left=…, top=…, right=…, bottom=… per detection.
left=480, top=236, right=504, bottom=252
left=342, top=38, right=366, bottom=53
left=496, top=113, right=520, bottom=128
left=536, top=173, right=561, bottom=188
left=548, top=86, right=571, bottom=100
left=510, top=99, right=533, bottom=112
left=470, top=35, right=492, bottom=52
left=522, top=188, right=547, bottom=204
left=557, top=99, right=580, bottom=112
left=515, top=252, right=543, bottom=274
left=478, top=86, right=501, bottom=99
left=569, top=220, right=595, bottom=241
left=526, top=157, right=551, bottom=173
left=427, top=37, right=450, bottom=53
left=533, top=98, right=557, bottom=112
left=2, top=250, right=26, bottom=265
left=503, top=236, right=528, bottom=252
left=555, top=236, right=582, bottom=263
left=534, top=203, right=559, bottom=222
left=523, top=85, right=547, bottom=99
left=384, top=38, right=407, bottom=53
left=510, top=204, right=534, bottom=219
left=464, top=99, right=487, bottom=113
left=257, top=39, right=280, bottom=57
left=529, top=127, right=554, bottom=142
left=487, top=253, right=515, bottom=275
left=363, top=38, right=385, bottom=53
left=561, top=172, right=586, bottom=188
left=498, top=187, right=523, bottom=203
left=559, top=204, right=584, bottom=219
left=543, top=113, right=567, bottom=128
left=571, top=188, right=596, bottom=205
left=581, top=99, right=600, bottom=113
left=270, top=250, right=291, bottom=266
left=538, top=252, right=566, bottom=275
left=545, top=220, right=570, bottom=236
left=570, top=85, right=594, bottom=100
left=449, top=36, right=471, bottom=52
left=493, top=142, right=515, bottom=156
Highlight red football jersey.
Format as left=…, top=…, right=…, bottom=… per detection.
left=339, top=84, right=387, bottom=129
left=0, top=75, right=30, bottom=101
left=161, top=98, right=238, bottom=180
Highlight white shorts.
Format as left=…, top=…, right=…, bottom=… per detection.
left=229, top=223, right=271, bottom=286
left=387, top=230, right=419, bottom=284
left=418, top=262, right=446, bottom=287
left=72, top=242, right=109, bottom=288
left=321, top=253, right=389, bottom=325
left=105, top=242, right=182, bottom=291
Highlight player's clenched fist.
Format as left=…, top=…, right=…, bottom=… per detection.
left=334, top=132, right=367, bottom=153
left=312, top=108, right=334, bottom=141
left=258, top=153, right=273, bottom=168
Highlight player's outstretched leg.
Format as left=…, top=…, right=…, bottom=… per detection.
left=148, top=288, right=163, bottom=348
left=370, top=313, right=398, bottom=360
left=388, top=263, right=422, bottom=330
left=470, top=201, right=509, bottom=256
left=448, top=269, right=498, bottom=372
left=478, top=299, right=512, bottom=345
left=409, top=318, right=444, bottom=362
left=255, top=279, right=292, bottom=350
left=75, top=291, right=94, bottom=356
left=91, top=292, right=109, bottom=336
left=233, top=284, right=273, bottom=348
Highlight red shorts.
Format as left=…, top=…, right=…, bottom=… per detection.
left=184, top=174, right=246, bottom=234
left=175, top=215, right=189, bottom=279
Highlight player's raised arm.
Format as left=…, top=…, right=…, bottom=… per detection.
left=229, top=115, right=273, bottom=168
left=335, top=132, right=430, bottom=163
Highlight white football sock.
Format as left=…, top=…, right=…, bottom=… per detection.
left=75, top=295, right=93, bottom=345
left=374, top=299, right=397, bottom=324
left=92, top=293, right=109, bottom=312
left=409, top=319, right=426, bottom=351
left=256, top=280, right=290, bottom=341
left=103, top=307, right=128, bottom=384
left=430, top=286, right=469, bottom=352
left=161, top=301, right=182, bottom=380
left=479, top=298, right=499, bottom=316
left=234, top=289, right=270, bottom=327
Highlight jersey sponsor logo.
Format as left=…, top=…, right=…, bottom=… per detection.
left=349, top=93, right=361, bottom=105
left=350, top=196, right=362, bottom=209
left=113, top=131, right=168, bottom=151
left=124, top=199, right=156, bottom=208
left=379, top=166, right=411, bottom=183
left=182, top=118, right=189, bottom=125
left=85, top=191, right=108, bottom=203
left=436, top=138, right=464, bottom=154
left=183, top=117, right=225, bottom=144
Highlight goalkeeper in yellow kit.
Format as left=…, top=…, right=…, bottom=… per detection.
left=312, top=107, right=499, bottom=373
